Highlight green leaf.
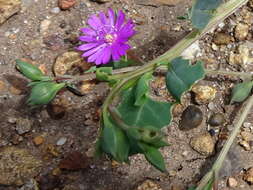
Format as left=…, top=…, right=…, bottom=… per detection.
left=194, top=0, right=222, bottom=10
left=166, top=57, right=205, bottom=102
left=231, top=81, right=253, bottom=103
left=190, top=9, right=212, bottom=30
left=139, top=142, right=166, bottom=172
left=27, top=82, right=65, bottom=105
left=16, top=60, right=51, bottom=81
left=101, top=115, right=130, bottom=162
left=117, top=88, right=173, bottom=129
left=190, top=0, right=222, bottom=29
left=134, top=72, right=152, bottom=106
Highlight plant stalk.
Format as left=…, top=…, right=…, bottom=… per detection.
left=196, top=94, right=253, bottom=190
left=205, top=69, right=253, bottom=79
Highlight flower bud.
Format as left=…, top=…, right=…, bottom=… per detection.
left=16, top=60, right=51, bottom=81
left=27, top=82, right=65, bottom=105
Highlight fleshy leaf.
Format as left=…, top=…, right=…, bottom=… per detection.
left=190, top=0, right=222, bottom=29
left=139, top=142, right=166, bottom=172
left=134, top=72, right=152, bottom=106
left=166, top=57, right=205, bottom=102
left=117, top=88, right=173, bottom=129
left=101, top=115, right=129, bottom=162
left=231, top=81, right=253, bottom=103
left=16, top=60, right=51, bottom=81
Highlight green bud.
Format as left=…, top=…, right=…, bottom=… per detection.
left=16, top=59, right=51, bottom=81
left=27, top=82, right=65, bottom=105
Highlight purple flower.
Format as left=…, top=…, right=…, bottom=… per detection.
left=77, top=9, right=136, bottom=65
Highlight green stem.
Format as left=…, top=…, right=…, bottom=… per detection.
left=56, top=66, right=140, bottom=83
left=205, top=69, right=253, bottom=79
left=108, top=106, right=131, bottom=131
left=196, top=94, right=253, bottom=190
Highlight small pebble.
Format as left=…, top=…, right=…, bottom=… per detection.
left=241, top=131, right=253, bottom=141
left=58, top=0, right=76, bottom=10
left=213, top=32, right=233, bottom=45
left=208, top=113, right=225, bottom=126
left=190, top=133, right=215, bottom=156
left=136, top=180, right=163, bottom=190
left=40, top=19, right=51, bottom=34
left=33, top=136, right=45, bottom=146
left=192, top=85, right=217, bottom=104
left=51, top=7, right=61, bottom=14
left=7, top=117, right=17, bottom=124
left=235, top=23, right=249, bottom=40
left=243, top=167, right=253, bottom=184
left=227, top=177, right=238, bottom=188
left=239, top=140, right=251, bottom=151
left=56, top=137, right=67, bottom=146
left=15, top=118, right=32, bottom=135
left=243, top=122, right=252, bottom=128
left=180, top=105, right=203, bottom=131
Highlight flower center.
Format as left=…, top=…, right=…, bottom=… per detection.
left=104, top=33, right=117, bottom=44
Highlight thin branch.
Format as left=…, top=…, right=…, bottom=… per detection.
left=196, top=94, right=253, bottom=190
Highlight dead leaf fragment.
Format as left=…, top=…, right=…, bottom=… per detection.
left=59, top=151, right=89, bottom=170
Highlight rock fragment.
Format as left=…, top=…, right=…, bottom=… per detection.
left=227, top=177, right=238, bottom=188
left=192, top=85, right=216, bottom=104
left=58, top=0, right=76, bottom=10
left=0, top=146, right=42, bottom=186
left=190, top=133, right=215, bottom=156
left=15, top=117, right=33, bottom=135
left=235, top=23, right=249, bottom=40
left=136, top=180, right=163, bottom=190
left=243, top=167, right=253, bottom=184
left=213, top=33, right=233, bottom=45
left=0, top=0, right=21, bottom=25
left=180, top=105, right=203, bottom=131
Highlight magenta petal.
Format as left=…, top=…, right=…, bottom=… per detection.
left=77, top=43, right=99, bottom=51
left=82, top=44, right=106, bottom=57
left=99, top=12, right=107, bottom=25
left=112, top=46, right=120, bottom=61
left=118, top=44, right=130, bottom=56
left=87, top=49, right=103, bottom=63
left=115, top=10, right=125, bottom=29
left=88, top=15, right=102, bottom=30
left=79, top=36, right=96, bottom=42
left=108, top=8, right=115, bottom=26
left=80, top=27, right=96, bottom=36
left=95, top=52, right=104, bottom=65
left=102, top=47, right=111, bottom=64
